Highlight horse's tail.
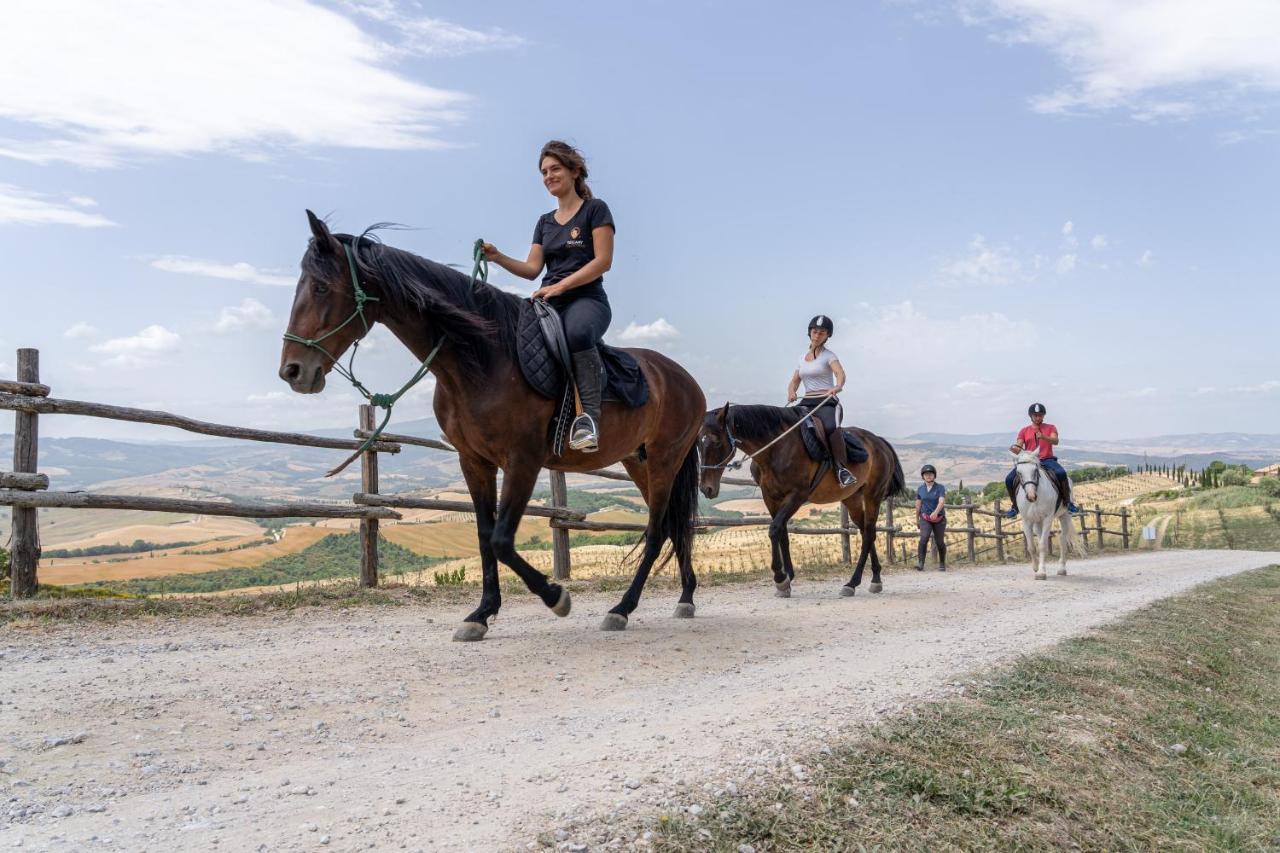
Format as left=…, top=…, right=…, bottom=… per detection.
left=1060, top=511, right=1088, bottom=557
left=877, top=437, right=906, bottom=503
left=663, top=441, right=701, bottom=568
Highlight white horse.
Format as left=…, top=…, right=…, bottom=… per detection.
left=1013, top=450, right=1085, bottom=579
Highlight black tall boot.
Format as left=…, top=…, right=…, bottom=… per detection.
left=827, top=427, right=856, bottom=488
left=569, top=348, right=605, bottom=453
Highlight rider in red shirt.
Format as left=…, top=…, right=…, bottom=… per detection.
left=1003, top=403, right=1082, bottom=518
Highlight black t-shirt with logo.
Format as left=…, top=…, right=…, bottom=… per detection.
left=532, top=198, right=615, bottom=303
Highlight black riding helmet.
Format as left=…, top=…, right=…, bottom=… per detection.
left=920, top=464, right=937, bottom=476
left=808, top=315, right=834, bottom=336
left=1028, top=402, right=1047, bottom=416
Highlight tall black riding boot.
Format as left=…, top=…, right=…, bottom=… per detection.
left=569, top=348, right=605, bottom=453
left=827, top=427, right=856, bottom=488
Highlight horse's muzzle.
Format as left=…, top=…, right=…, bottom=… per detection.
left=279, top=360, right=326, bottom=394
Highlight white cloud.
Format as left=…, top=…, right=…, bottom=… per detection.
left=615, top=318, right=681, bottom=344
left=856, top=301, right=1037, bottom=354
left=1061, top=220, right=1074, bottom=237
left=0, top=0, right=479, bottom=167
left=215, top=298, right=276, bottom=334
left=1055, top=253, right=1076, bottom=274
left=150, top=256, right=297, bottom=287
left=63, top=321, right=100, bottom=339
left=338, top=0, right=525, bottom=57
left=68, top=195, right=98, bottom=207
left=1139, top=249, right=1154, bottom=267
left=938, top=235, right=1025, bottom=286
left=1127, top=387, right=1157, bottom=398
left=90, top=325, right=180, bottom=368
left=1090, top=234, right=1108, bottom=250
left=966, top=1, right=1280, bottom=119
left=0, top=184, right=116, bottom=227
left=1229, top=379, right=1280, bottom=394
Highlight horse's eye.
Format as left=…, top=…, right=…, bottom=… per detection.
left=313, top=282, right=329, bottom=296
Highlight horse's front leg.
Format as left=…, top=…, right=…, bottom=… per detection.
left=452, top=456, right=502, bottom=642
left=768, top=493, right=807, bottom=598
left=491, top=460, right=572, bottom=616
left=1035, top=523, right=1050, bottom=580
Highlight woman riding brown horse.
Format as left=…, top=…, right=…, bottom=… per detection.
left=279, top=211, right=705, bottom=639
left=699, top=403, right=904, bottom=597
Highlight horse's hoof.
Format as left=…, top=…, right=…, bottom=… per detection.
left=774, top=580, right=792, bottom=598
left=672, top=602, right=695, bottom=619
left=1057, top=569, right=1067, bottom=576
left=600, top=613, right=628, bottom=631
left=452, top=622, right=488, bottom=642
left=1035, top=572, right=1047, bottom=581
left=869, top=582, right=883, bottom=594
left=839, top=585, right=857, bottom=597
left=551, top=587, right=572, bottom=617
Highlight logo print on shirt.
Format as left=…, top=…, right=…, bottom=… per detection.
left=569, top=227, right=581, bottom=239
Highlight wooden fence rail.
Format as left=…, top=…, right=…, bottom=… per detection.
left=1, top=346, right=1132, bottom=598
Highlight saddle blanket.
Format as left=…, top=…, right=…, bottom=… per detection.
left=515, top=300, right=648, bottom=407
left=800, top=420, right=871, bottom=466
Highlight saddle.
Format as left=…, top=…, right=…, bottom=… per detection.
left=800, top=419, right=870, bottom=466
left=515, top=300, right=648, bottom=453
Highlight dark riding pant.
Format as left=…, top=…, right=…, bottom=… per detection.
left=556, top=293, right=612, bottom=353
left=797, top=396, right=850, bottom=472
left=918, top=516, right=947, bottom=567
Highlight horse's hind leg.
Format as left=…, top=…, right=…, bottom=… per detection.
left=625, top=456, right=696, bottom=619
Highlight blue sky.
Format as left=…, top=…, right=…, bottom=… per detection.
left=2, top=0, right=1277, bottom=442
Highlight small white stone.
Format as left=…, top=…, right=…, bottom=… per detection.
left=1170, top=743, right=1188, bottom=755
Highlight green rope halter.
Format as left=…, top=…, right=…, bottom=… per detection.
left=283, top=236, right=444, bottom=477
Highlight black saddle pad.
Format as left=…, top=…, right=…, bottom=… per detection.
left=515, top=300, right=648, bottom=407
left=800, top=421, right=870, bottom=465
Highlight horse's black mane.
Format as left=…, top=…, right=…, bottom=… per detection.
left=303, top=231, right=524, bottom=378
left=728, top=404, right=802, bottom=442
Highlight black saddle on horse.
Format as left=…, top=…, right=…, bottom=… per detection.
left=515, top=300, right=648, bottom=406
left=800, top=420, right=870, bottom=466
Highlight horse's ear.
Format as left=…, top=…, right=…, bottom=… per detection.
left=306, top=210, right=333, bottom=255
left=717, top=402, right=730, bottom=427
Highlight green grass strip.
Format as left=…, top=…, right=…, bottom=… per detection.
left=653, top=565, right=1280, bottom=851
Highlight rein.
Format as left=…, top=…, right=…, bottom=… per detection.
left=283, top=233, right=444, bottom=477
left=701, top=396, right=837, bottom=471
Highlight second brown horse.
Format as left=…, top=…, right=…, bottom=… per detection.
left=699, top=404, right=904, bottom=597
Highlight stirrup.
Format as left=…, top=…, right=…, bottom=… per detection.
left=1004, top=507, right=1019, bottom=519
left=568, top=414, right=599, bottom=452
left=837, top=467, right=856, bottom=487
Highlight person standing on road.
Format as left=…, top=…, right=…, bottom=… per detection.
left=916, top=464, right=947, bottom=571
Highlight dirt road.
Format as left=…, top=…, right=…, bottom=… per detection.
left=1, top=549, right=1272, bottom=852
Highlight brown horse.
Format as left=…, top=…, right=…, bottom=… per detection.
left=699, top=404, right=904, bottom=597
left=279, top=212, right=706, bottom=640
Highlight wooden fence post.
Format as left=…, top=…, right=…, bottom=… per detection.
left=885, top=497, right=896, bottom=563
left=1079, top=508, right=1091, bottom=551
left=9, top=349, right=40, bottom=598
left=1121, top=507, right=1130, bottom=549
left=1094, top=506, right=1105, bottom=551
left=549, top=470, right=571, bottom=580
left=839, top=504, right=851, bottom=565
left=964, top=498, right=976, bottom=563
left=358, top=405, right=379, bottom=588
left=993, top=499, right=1006, bottom=563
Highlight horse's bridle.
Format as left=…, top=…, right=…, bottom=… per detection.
left=700, top=406, right=742, bottom=471
left=281, top=232, right=443, bottom=476
left=1015, top=460, right=1042, bottom=502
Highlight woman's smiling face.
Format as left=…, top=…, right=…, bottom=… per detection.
left=540, top=156, right=576, bottom=198
left=809, top=327, right=829, bottom=348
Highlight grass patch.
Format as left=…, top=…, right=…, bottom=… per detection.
left=650, top=565, right=1280, bottom=851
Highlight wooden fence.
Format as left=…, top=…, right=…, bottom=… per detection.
left=1, top=347, right=1131, bottom=599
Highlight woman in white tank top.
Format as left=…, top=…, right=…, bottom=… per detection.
left=786, top=315, right=855, bottom=487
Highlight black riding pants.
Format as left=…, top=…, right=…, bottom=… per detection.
left=554, top=293, right=612, bottom=353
